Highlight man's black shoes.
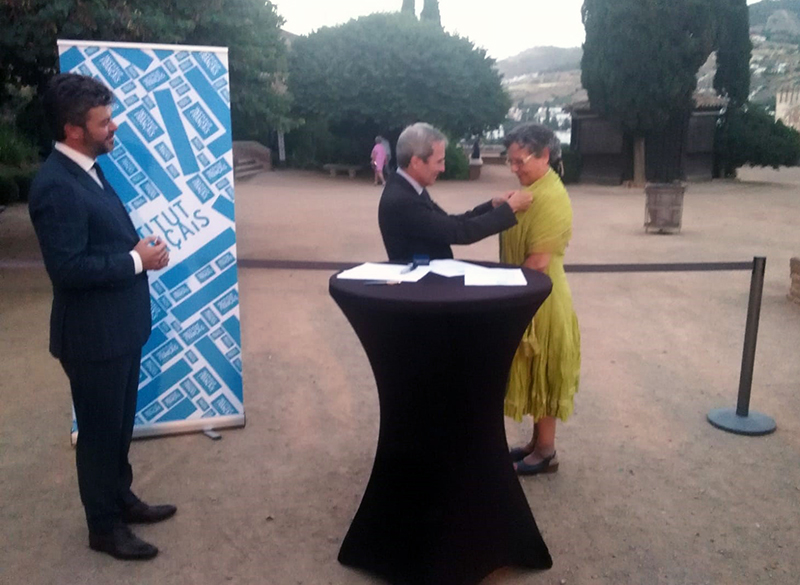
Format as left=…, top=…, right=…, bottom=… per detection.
left=89, top=524, right=158, bottom=560
left=121, top=502, right=177, bottom=524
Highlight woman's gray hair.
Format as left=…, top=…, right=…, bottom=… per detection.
left=504, top=123, right=562, bottom=163
left=396, top=123, right=447, bottom=168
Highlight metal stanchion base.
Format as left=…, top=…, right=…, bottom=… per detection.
left=707, top=408, right=776, bottom=436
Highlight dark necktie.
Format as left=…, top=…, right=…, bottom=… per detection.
left=92, top=163, right=106, bottom=190
left=93, top=162, right=135, bottom=233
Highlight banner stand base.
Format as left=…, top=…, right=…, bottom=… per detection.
left=70, top=414, right=246, bottom=446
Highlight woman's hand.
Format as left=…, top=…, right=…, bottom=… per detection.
left=523, top=252, right=551, bottom=273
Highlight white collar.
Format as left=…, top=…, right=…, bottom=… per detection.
left=54, top=142, right=96, bottom=174
left=397, top=168, right=424, bottom=195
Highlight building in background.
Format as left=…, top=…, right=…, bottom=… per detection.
left=567, top=94, right=726, bottom=185
left=776, top=88, right=800, bottom=132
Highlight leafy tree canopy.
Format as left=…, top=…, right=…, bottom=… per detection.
left=289, top=12, right=509, bottom=143
left=0, top=0, right=292, bottom=140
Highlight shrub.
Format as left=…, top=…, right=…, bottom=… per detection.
left=13, top=166, right=38, bottom=202
left=0, top=122, right=38, bottom=167
left=440, top=140, right=469, bottom=181
left=715, top=104, right=800, bottom=177
left=286, top=118, right=368, bottom=168
left=0, top=165, right=39, bottom=203
left=0, top=171, right=21, bottom=205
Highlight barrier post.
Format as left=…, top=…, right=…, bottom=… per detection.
left=707, top=257, right=776, bottom=436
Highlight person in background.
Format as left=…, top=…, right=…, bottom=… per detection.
left=471, top=137, right=481, bottom=160
left=371, top=136, right=387, bottom=186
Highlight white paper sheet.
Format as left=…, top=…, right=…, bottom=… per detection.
left=428, top=259, right=480, bottom=277
left=463, top=267, right=527, bottom=286
left=336, top=262, right=431, bottom=282
left=336, top=262, right=526, bottom=286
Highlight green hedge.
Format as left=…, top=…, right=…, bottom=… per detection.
left=440, top=140, right=469, bottom=180
left=715, top=104, right=800, bottom=177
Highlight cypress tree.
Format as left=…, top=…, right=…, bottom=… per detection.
left=401, top=0, right=415, bottom=16
left=714, top=0, right=752, bottom=107
left=581, top=0, right=717, bottom=183
left=420, top=0, right=442, bottom=28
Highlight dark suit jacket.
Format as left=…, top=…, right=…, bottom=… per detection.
left=29, top=150, right=151, bottom=362
left=378, top=173, right=518, bottom=261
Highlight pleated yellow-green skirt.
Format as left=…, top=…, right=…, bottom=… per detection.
left=505, top=257, right=581, bottom=422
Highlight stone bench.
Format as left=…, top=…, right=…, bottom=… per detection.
left=323, top=164, right=361, bottom=179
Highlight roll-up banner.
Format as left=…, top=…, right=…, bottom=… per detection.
left=58, top=40, right=245, bottom=442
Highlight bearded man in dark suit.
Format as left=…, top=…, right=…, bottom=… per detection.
left=29, top=73, right=176, bottom=561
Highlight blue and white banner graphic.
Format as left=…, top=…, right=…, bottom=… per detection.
left=58, top=40, right=245, bottom=441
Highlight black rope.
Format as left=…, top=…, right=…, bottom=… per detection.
left=237, top=259, right=755, bottom=273
left=3, top=259, right=755, bottom=274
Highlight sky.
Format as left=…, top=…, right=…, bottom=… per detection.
left=276, top=0, right=764, bottom=62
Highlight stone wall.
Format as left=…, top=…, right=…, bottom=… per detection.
left=790, top=257, right=800, bottom=305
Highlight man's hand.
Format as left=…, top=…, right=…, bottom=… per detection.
left=133, top=236, right=170, bottom=271
left=506, top=190, right=532, bottom=213
left=492, top=191, right=517, bottom=208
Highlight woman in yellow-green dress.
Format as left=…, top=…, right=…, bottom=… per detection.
left=500, top=123, right=581, bottom=475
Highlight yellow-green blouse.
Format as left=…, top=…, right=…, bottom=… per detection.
left=500, top=169, right=581, bottom=422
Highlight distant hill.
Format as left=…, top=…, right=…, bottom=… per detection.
left=750, top=0, right=800, bottom=27
left=499, top=2, right=800, bottom=108
left=496, top=47, right=582, bottom=80
left=750, top=0, right=800, bottom=41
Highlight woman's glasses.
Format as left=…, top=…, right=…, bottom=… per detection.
left=505, top=153, right=534, bottom=168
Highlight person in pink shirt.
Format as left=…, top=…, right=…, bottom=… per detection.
left=371, top=136, right=387, bottom=186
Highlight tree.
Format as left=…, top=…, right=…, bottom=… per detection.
left=714, top=0, right=752, bottom=107
left=288, top=13, right=510, bottom=165
left=420, top=0, right=442, bottom=28
left=401, top=0, right=416, bottom=16
left=581, top=0, right=717, bottom=184
left=0, top=0, right=292, bottom=146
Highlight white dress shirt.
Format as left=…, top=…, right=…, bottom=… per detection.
left=396, top=168, right=424, bottom=195
left=54, top=142, right=143, bottom=274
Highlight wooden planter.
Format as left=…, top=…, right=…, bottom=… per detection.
left=644, top=182, right=686, bottom=234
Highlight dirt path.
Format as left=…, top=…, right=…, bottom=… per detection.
left=1, top=165, right=798, bottom=584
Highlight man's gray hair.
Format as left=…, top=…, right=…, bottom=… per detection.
left=396, top=123, right=447, bottom=168
left=504, top=123, right=562, bottom=163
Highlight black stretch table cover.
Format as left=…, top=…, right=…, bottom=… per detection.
left=329, top=263, right=554, bottom=585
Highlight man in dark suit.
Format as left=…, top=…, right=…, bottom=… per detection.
left=378, top=122, right=531, bottom=261
left=29, top=73, right=176, bottom=560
